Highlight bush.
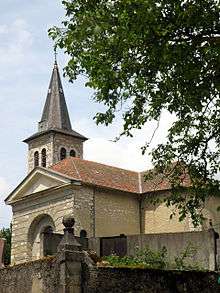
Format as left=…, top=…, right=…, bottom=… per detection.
left=0, top=226, right=11, bottom=265
left=103, top=246, right=168, bottom=269
left=173, top=242, right=200, bottom=270
left=101, top=243, right=202, bottom=271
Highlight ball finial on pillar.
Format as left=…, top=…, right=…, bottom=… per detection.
left=62, top=215, right=75, bottom=229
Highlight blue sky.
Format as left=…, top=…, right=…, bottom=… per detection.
left=0, top=0, right=173, bottom=228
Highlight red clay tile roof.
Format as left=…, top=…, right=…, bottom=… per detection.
left=50, top=157, right=190, bottom=194
left=51, top=157, right=140, bottom=193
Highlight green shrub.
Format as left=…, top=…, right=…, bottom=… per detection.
left=135, top=246, right=167, bottom=269
left=173, top=242, right=200, bottom=270
left=103, top=246, right=168, bottom=269
left=102, top=243, right=203, bottom=271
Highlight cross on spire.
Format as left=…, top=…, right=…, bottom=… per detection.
left=38, top=60, right=72, bottom=132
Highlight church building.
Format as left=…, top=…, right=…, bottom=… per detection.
left=5, top=61, right=219, bottom=265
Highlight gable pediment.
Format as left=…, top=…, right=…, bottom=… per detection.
left=5, top=167, right=74, bottom=204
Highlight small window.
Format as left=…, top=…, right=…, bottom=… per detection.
left=70, top=149, right=76, bottom=157
left=80, top=230, right=87, bottom=238
left=41, top=148, right=47, bottom=167
left=60, top=147, right=66, bottom=160
left=34, top=151, right=39, bottom=167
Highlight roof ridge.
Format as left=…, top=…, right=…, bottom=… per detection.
left=138, top=172, right=143, bottom=193
left=70, top=157, right=82, bottom=181
left=67, top=156, right=139, bottom=174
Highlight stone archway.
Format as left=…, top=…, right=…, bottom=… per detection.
left=27, top=214, right=55, bottom=261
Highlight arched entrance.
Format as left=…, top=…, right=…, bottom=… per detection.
left=27, top=214, right=55, bottom=261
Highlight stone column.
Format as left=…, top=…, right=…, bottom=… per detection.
left=57, top=215, right=84, bottom=293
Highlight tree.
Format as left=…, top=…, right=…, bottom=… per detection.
left=49, top=0, right=220, bottom=225
left=0, top=226, right=11, bottom=265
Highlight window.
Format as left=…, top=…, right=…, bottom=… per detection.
left=41, top=148, right=46, bottom=167
left=60, top=147, right=66, bottom=160
left=34, top=151, right=39, bottom=167
left=80, top=230, right=87, bottom=238
left=70, top=149, right=76, bottom=157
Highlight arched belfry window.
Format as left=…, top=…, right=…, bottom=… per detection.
left=70, top=149, right=76, bottom=157
left=60, top=147, right=66, bottom=160
left=41, top=148, right=46, bottom=167
left=34, top=151, right=39, bottom=167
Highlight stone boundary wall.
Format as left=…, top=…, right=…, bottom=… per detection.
left=89, top=229, right=218, bottom=270
left=82, top=266, right=220, bottom=293
left=127, top=229, right=217, bottom=270
left=0, top=256, right=58, bottom=293
left=1, top=249, right=220, bottom=293
left=1, top=216, right=219, bottom=293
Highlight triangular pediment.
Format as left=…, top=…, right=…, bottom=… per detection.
left=5, top=167, right=75, bottom=204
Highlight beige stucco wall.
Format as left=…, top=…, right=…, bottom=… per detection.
left=95, top=189, right=140, bottom=237
left=142, top=192, right=191, bottom=234
left=202, top=196, right=220, bottom=235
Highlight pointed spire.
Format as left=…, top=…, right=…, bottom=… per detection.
left=38, top=61, right=72, bottom=132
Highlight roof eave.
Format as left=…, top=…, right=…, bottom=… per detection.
left=23, top=129, right=88, bottom=143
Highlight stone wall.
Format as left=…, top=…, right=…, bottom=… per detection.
left=2, top=214, right=220, bottom=293
left=11, top=182, right=141, bottom=265
left=27, top=132, right=84, bottom=173
left=0, top=257, right=58, bottom=293
left=82, top=266, right=220, bottom=293
left=27, top=134, right=53, bottom=172
left=1, top=254, right=220, bottom=293
left=89, top=229, right=218, bottom=270
left=11, top=185, right=76, bottom=264
left=53, top=133, right=84, bottom=163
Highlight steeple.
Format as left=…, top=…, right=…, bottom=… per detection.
left=23, top=60, right=88, bottom=173
left=38, top=61, right=72, bottom=132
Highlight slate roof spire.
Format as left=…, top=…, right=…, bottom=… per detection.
left=38, top=61, right=72, bottom=132
left=23, top=60, right=87, bottom=143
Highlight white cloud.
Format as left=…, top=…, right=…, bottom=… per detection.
left=85, top=138, right=149, bottom=171
left=0, top=178, right=12, bottom=228
left=0, top=178, right=10, bottom=195
left=0, top=18, right=33, bottom=67
left=78, top=111, right=175, bottom=171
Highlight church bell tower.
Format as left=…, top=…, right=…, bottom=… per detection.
left=23, top=61, right=88, bottom=173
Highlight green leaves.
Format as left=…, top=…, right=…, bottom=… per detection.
left=49, top=0, right=220, bottom=225
left=0, top=226, right=11, bottom=265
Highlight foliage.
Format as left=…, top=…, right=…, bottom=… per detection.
left=102, top=244, right=202, bottom=271
left=49, top=0, right=220, bottom=225
left=0, top=225, right=12, bottom=265
left=173, top=242, right=200, bottom=270
left=104, top=246, right=167, bottom=270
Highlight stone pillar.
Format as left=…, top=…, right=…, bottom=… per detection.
left=57, top=215, right=84, bottom=293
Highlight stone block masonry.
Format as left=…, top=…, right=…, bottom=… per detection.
left=82, top=266, right=220, bottom=293
left=1, top=255, right=220, bottom=293
left=1, top=215, right=220, bottom=293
